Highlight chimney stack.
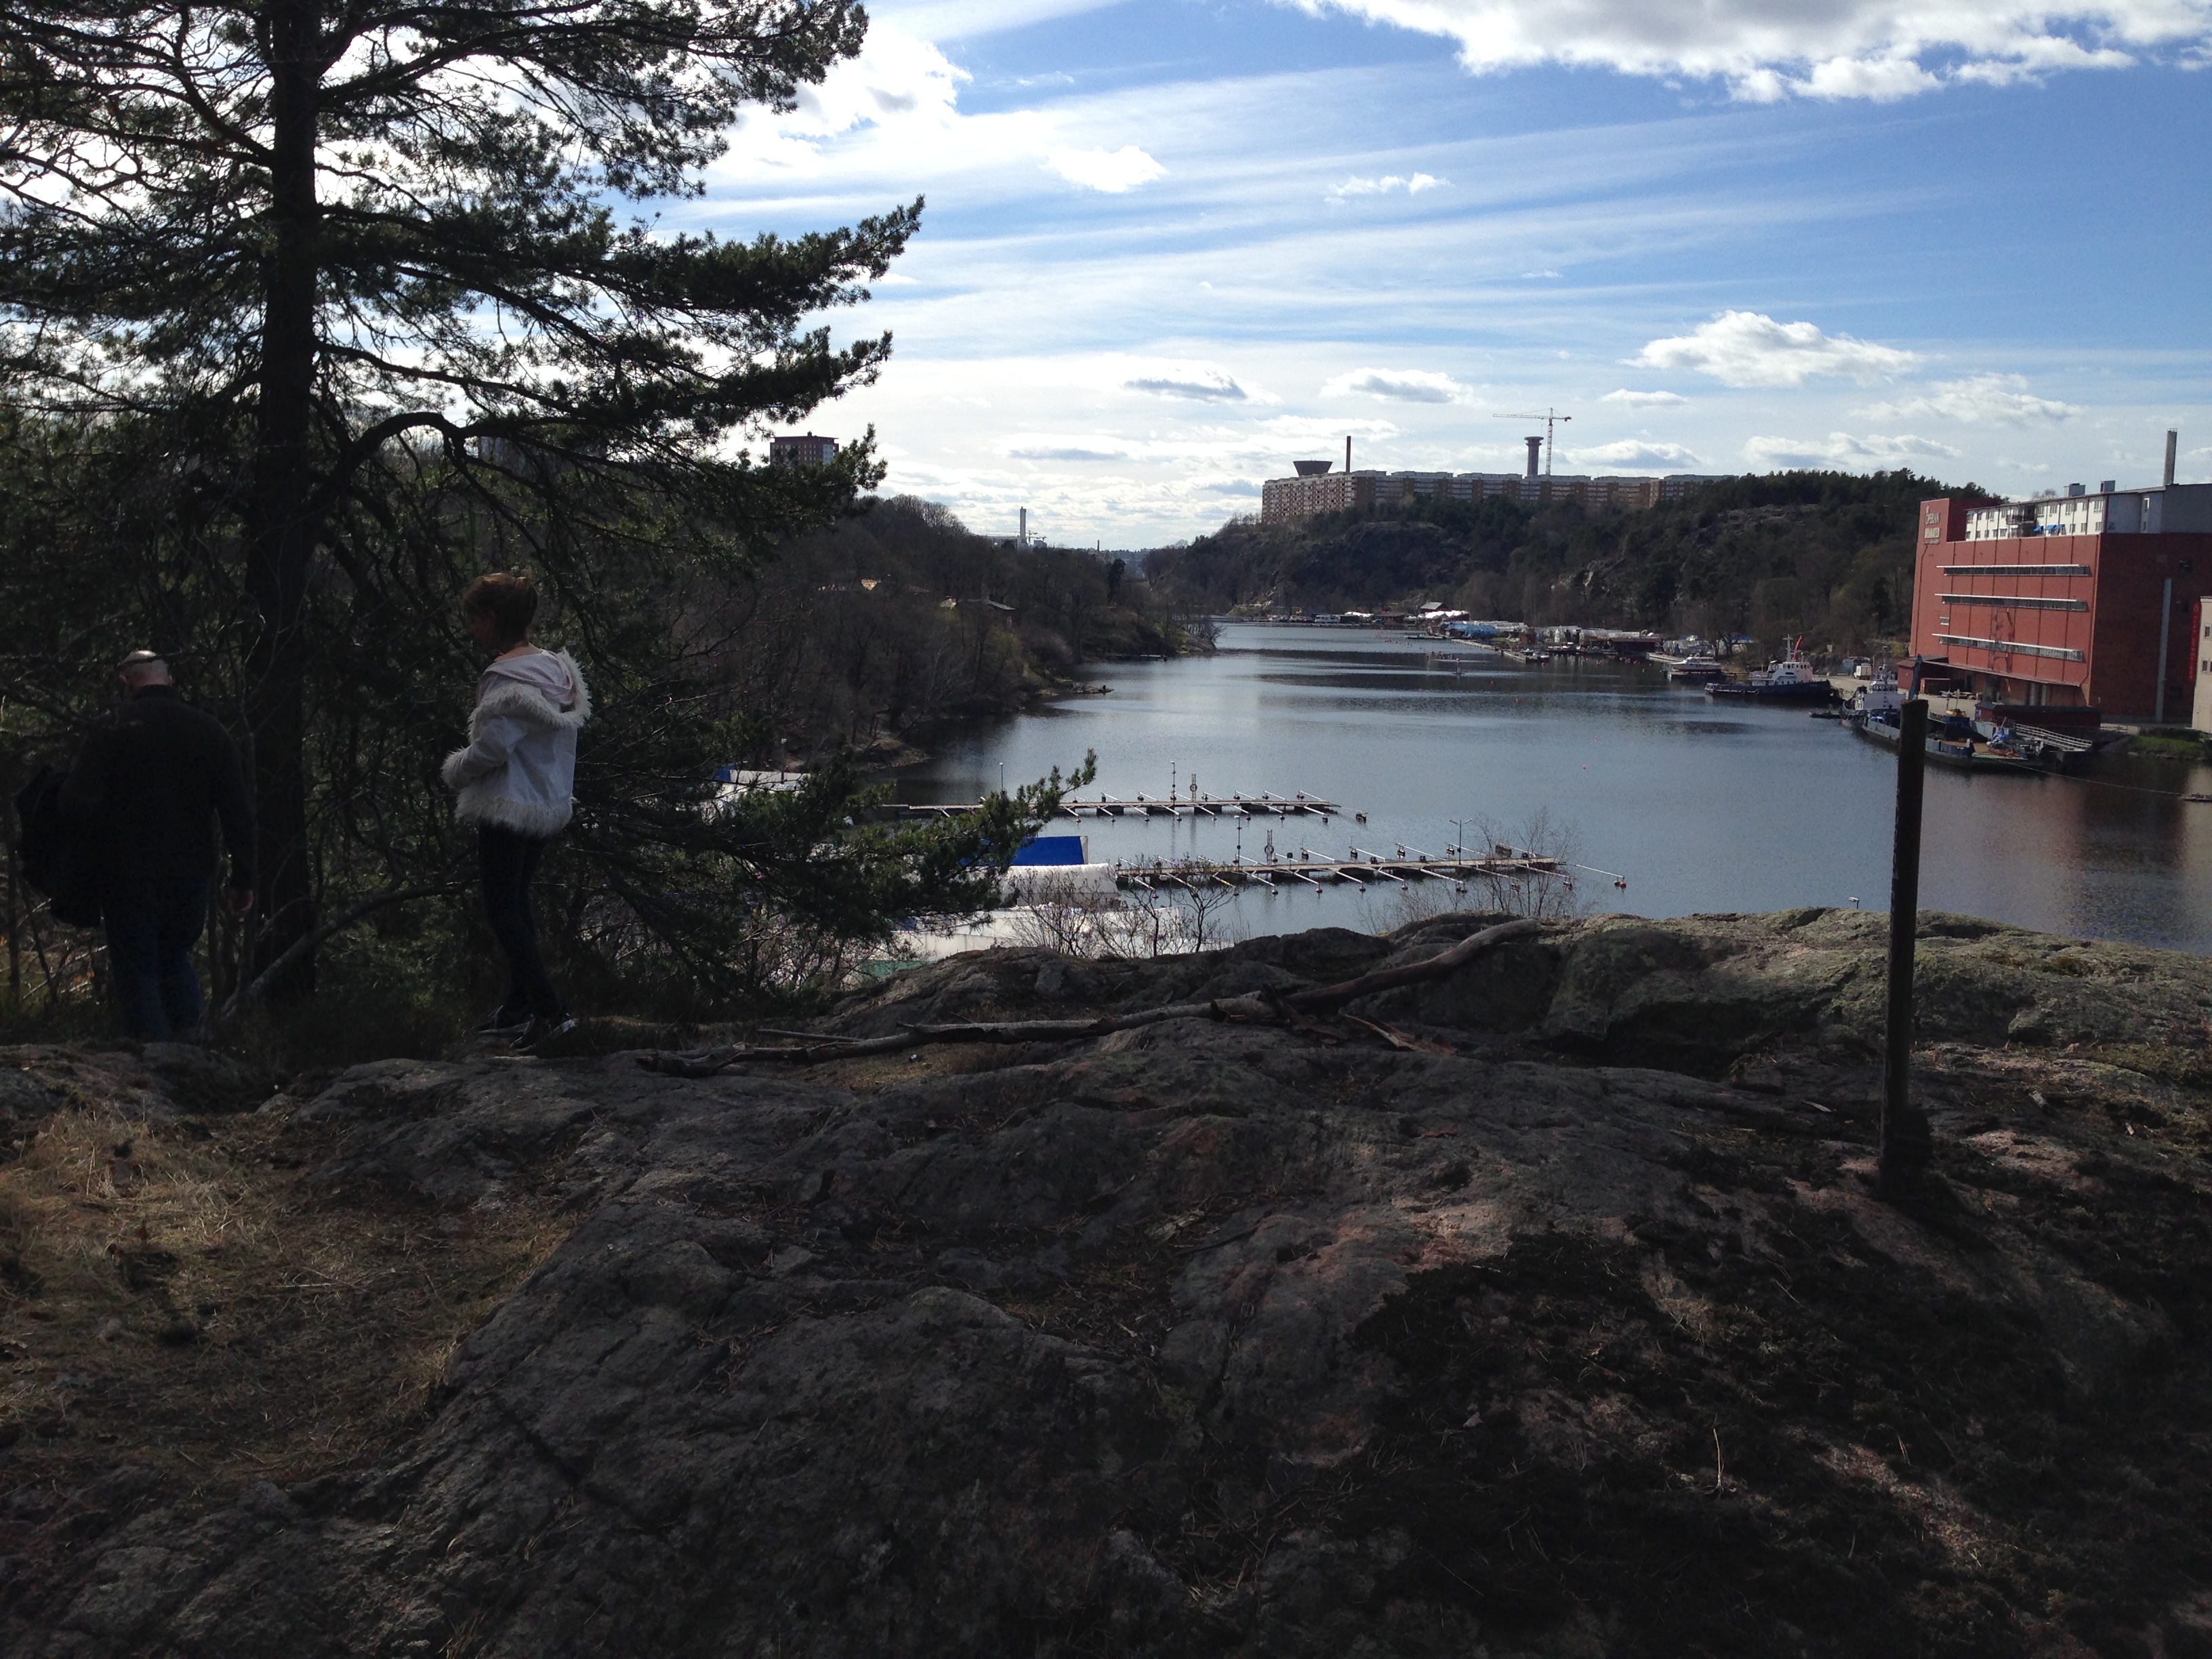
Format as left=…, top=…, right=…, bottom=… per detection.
left=2166, top=429, right=2179, bottom=488
left=1524, top=436, right=1542, bottom=480
left=1019, top=506, right=1027, bottom=546
left=1345, top=434, right=1352, bottom=474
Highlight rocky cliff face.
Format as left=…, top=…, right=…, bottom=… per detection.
left=5, top=909, right=2210, bottom=1658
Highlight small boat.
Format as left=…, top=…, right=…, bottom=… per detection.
left=1665, top=655, right=1727, bottom=683
left=1707, top=638, right=1833, bottom=701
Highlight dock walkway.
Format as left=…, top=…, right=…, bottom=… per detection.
left=1115, top=854, right=1563, bottom=890
left=893, top=792, right=1346, bottom=821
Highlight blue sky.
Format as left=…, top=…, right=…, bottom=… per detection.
left=692, top=0, right=2212, bottom=545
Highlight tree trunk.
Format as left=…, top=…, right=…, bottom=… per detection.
left=242, top=0, right=324, bottom=996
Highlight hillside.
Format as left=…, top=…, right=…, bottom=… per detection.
left=722, top=495, right=1195, bottom=762
left=5, top=907, right=2209, bottom=1656
left=1145, top=470, right=1993, bottom=656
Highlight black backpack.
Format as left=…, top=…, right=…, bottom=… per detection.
left=13, top=764, right=105, bottom=926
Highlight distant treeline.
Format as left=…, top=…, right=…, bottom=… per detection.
left=1145, top=470, right=1990, bottom=655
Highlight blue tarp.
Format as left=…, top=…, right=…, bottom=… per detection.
left=1011, top=835, right=1088, bottom=866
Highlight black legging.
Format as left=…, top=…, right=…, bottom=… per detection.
left=478, top=824, right=567, bottom=1019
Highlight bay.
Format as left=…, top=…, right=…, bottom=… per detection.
left=895, top=623, right=2212, bottom=953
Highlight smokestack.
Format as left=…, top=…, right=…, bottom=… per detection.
left=1345, top=435, right=1352, bottom=474
left=1524, top=436, right=1542, bottom=480
left=2166, top=429, right=2179, bottom=488
left=1019, top=506, right=1027, bottom=546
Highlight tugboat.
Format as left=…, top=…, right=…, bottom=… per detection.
left=1847, top=668, right=1903, bottom=720
left=1706, top=638, right=1832, bottom=701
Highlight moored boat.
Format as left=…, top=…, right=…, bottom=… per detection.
left=1849, top=669, right=1903, bottom=720
left=1707, top=638, right=1832, bottom=701
left=1845, top=705, right=2093, bottom=775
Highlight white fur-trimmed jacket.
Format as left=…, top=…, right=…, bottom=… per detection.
left=440, top=649, right=590, bottom=836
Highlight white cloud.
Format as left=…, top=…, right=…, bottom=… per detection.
left=714, top=37, right=1176, bottom=197
left=1601, top=388, right=1689, bottom=408
left=1291, top=0, right=2198, bottom=102
left=1328, top=172, right=1448, bottom=199
left=1122, top=360, right=1251, bottom=401
left=1575, top=440, right=1704, bottom=468
left=1858, top=373, right=2081, bottom=424
left=1004, top=438, right=1136, bottom=462
left=1633, top=310, right=1921, bottom=387
left=1322, top=367, right=1473, bottom=403
left=1744, top=431, right=1962, bottom=468
left=719, top=24, right=970, bottom=168
left=887, top=0, right=1124, bottom=43
left=1048, top=144, right=1166, bottom=192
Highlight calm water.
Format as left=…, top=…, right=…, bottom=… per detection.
left=895, top=624, right=2212, bottom=953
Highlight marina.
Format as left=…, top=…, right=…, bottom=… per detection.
left=891, top=623, right=2212, bottom=952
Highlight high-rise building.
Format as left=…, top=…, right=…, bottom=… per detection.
left=770, top=433, right=838, bottom=468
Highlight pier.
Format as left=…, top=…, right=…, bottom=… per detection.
left=892, top=791, right=1347, bottom=821
left=1114, top=851, right=1568, bottom=890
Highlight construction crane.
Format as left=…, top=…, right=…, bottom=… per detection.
left=1496, top=409, right=1572, bottom=477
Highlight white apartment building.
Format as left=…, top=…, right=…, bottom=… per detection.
left=1962, top=480, right=2212, bottom=540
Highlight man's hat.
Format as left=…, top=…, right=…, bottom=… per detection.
left=117, top=650, right=168, bottom=678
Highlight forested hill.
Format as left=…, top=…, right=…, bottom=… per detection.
left=1144, top=470, right=1990, bottom=655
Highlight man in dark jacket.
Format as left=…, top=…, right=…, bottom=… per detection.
left=62, top=651, right=255, bottom=1040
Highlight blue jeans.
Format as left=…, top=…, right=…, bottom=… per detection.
left=104, top=876, right=210, bottom=1041
left=478, top=825, right=567, bottom=1020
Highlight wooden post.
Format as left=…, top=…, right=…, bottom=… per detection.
left=1881, top=698, right=1933, bottom=1193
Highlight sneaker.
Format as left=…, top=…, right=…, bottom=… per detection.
left=474, top=1006, right=531, bottom=1036
left=510, top=1015, right=577, bottom=1052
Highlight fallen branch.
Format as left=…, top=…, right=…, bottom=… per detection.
left=1279, top=917, right=1541, bottom=1014
left=639, top=918, right=1544, bottom=1077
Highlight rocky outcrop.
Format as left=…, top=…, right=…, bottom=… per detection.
left=5, top=909, right=2210, bottom=1658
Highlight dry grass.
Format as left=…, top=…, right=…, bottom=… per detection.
left=0, top=1098, right=576, bottom=1508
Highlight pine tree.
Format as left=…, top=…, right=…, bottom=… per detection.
left=0, top=0, right=916, bottom=988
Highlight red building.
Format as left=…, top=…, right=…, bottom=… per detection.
left=1910, top=471, right=2212, bottom=722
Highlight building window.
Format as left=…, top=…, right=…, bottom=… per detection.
left=1936, top=593, right=2088, bottom=612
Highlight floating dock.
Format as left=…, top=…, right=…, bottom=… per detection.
left=893, top=792, right=1347, bottom=821
left=1115, top=853, right=1565, bottom=890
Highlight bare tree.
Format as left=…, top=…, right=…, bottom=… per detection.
left=1365, top=808, right=1594, bottom=932
left=1000, top=863, right=1240, bottom=960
